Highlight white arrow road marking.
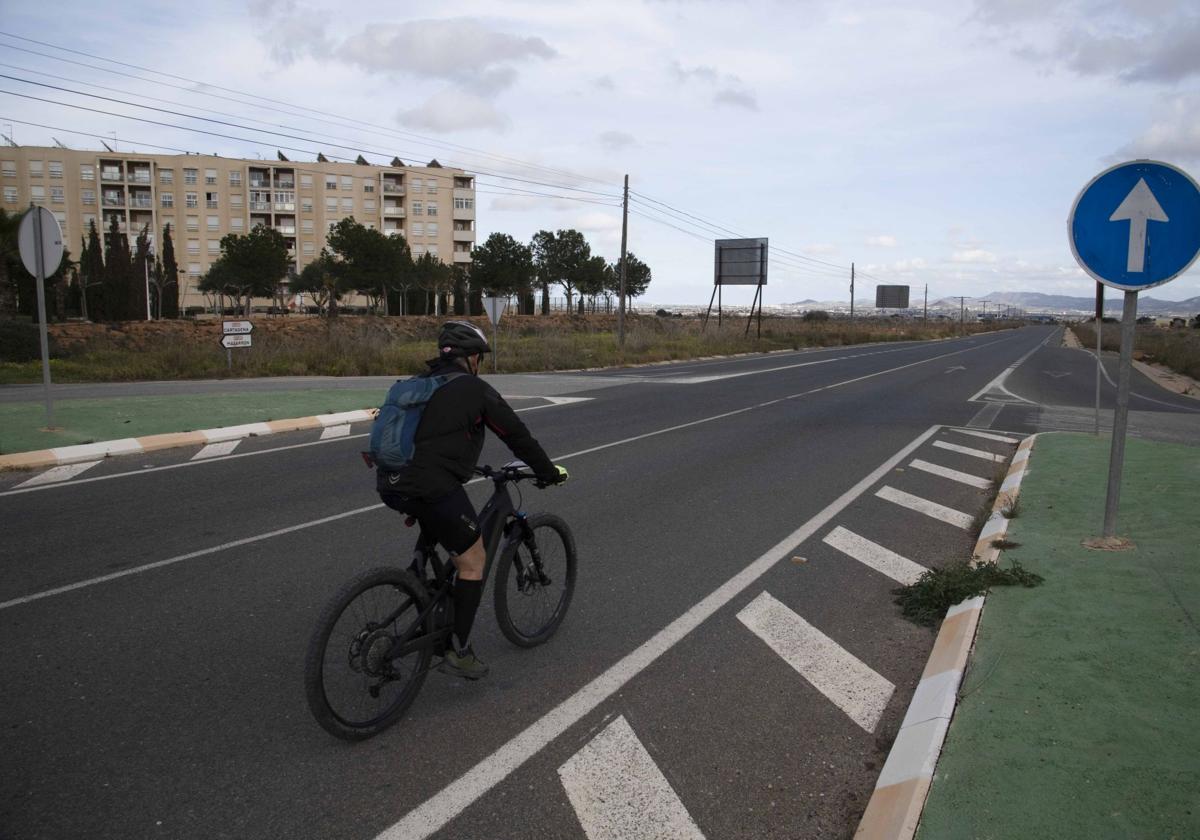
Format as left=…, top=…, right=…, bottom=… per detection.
left=821, top=526, right=927, bottom=585
left=1042, top=370, right=1072, bottom=379
left=944, top=365, right=966, bottom=373
left=558, top=715, right=706, bottom=840
left=932, top=440, right=1006, bottom=462
left=948, top=428, right=1020, bottom=444
left=190, top=440, right=240, bottom=460
left=542, top=396, right=593, bottom=406
left=1110, top=178, right=1169, bottom=272
left=15, top=460, right=102, bottom=488
left=909, top=458, right=993, bottom=490
left=737, top=591, right=895, bottom=732
left=875, top=486, right=975, bottom=530
left=319, top=424, right=351, bottom=440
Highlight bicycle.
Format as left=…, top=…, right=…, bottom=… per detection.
left=304, top=463, right=578, bottom=741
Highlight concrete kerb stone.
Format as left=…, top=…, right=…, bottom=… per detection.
left=0, top=408, right=378, bottom=472
left=854, top=434, right=1040, bottom=840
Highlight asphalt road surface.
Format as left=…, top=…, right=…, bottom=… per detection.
left=3, top=326, right=1195, bottom=839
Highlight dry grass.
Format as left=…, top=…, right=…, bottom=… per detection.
left=1071, top=322, right=1200, bottom=381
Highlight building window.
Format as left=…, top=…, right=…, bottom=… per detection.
left=341, top=197, right=353, bottom=212
left=300, top=174, right=313, bottom=188
left=231, top=217, right=244, bottom=230
left=426, top=222, right=439, bottom=237
left=29, top=160, right=44, bottom=177
left=83, top=213, right=97, bottom=230
left=454, top=197, right=474, bottom=210
left=363, top=180, right=375, bottom=192
left=184, top=168, right=198, bottom=185
left=325, top=176, right=336, bottom=190
left=82, top=189, right=97, bottom=205
left=49, top=186, right=64, bottom=203
left=207, top=216, right=219, bottom=231
left=186, top=215, right=199, bottom=232
left=325, top=197, right=337, bottom=212
left=1, top=160, right=15, bottom=178
left=30, top=185, right=45, bottom=200
left=208, top=240, right=220, bottom=255
left=301, top=198, right=313, bottom=213
left=426, top=201, right=437, bottom=217
left=2, top=186, right=16, bottom=203
left=303, top=242, right=314, bottom=256
left=412, top=244, right=425, bottom=256
left=159, top=192, right=172, bottom=208
left=206, top=192, right=219, bottom=208
left=426, top=180, right=437, bottom=194
left=159, top=169, right=173, bottom=184
left=185, top=192, right=198, bottom=208
left=427, top=245, right=438, bottom=258
left=187, top=239, right=200, bottom=256
left=49, top=161, right=63, bottom=179
left=411, top=178, right=422, bottom=192
left=205, top=169, right=217, bottom=185
left=188, top=263, right=201, bottom=276
left=302, top=219, right=313, bottom=233
left=411, top=201, right=422, bottom=216
left=340, top=176, right=352, bottom=190
left=230, top=194, right=243, bottom=208
left=363, top=199, right=376, bottom=211
left=411, top=222, right=424, bottom=236
left=229, top=171, right=242, bottom=187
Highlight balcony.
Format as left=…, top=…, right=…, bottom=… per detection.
left=452, top=250, right=472, bottom=263
left=451, top=205, right=475, bottom=221
left=102, top=195, right=125, bottom=207
left=382, top=183, right=404, bottom=194
left=383, top=206, right=405, bottom=217
left=128, top=170, right=152, bottom=184
left=274, top=202, right=295, bottom=212
left=100, top=171, right=124, bottom=183
left=277, top=225, right=296, bottom=235
left=249, top=201, right=271, bottom=212
left=130, top=196, right=153, bottom=209
left=249, top=179, right=270, bottom=189
left=452, top=228, right=475, bottom=242
left=275, top=180, right=295, bottom=189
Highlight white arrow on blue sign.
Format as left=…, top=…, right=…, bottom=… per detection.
left=1068, top=159, right=1200, bottom=291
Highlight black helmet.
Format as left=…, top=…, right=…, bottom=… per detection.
left=438, top=321, right=491, bottom=356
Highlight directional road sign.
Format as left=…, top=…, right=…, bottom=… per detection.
left=482, top=296, right=506, bottom=325
left=221, top=334, right=252, bottom=349
left=222, top=320, right=254, bottom=335
left=1068, top=160, right=1200, bottom=291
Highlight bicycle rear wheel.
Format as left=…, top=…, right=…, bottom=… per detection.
left=304, top=567, right=433, bottom=741
left=493, top=513, right=577, bottom=647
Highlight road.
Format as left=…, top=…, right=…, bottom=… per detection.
left=2, top=326, right=1196, bottom=839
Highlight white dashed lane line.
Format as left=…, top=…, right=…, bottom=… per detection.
left=931, top=440, right=1006, bottom=463
left=874, top=486, right=975, bottom=530
left=908, top=458, right=994, bottom=490
left=948, top=428, right=1020, bottom=444
left=821, top=525, right=927, bottom=585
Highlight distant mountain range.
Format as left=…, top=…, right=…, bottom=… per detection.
left=779, top=292, right=1200, bottom=316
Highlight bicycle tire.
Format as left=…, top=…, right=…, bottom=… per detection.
left=304, top=566, right=434, bottom=741
left=493, top=513, right=577, bottom=647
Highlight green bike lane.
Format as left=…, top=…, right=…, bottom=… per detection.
left=916, top=433, right=1200, bottom=839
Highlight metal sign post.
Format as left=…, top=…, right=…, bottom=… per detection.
left=17, top=205, right=65, bottom=429
left=1068, top=159, right=1200, bottom=540
left=221, top=320, right=254, bottom=372
left=483, top=296, right=506, bottom=373
left=706, top=238, right=767, bottom=335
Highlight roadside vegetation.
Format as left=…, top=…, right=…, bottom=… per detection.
left=893, top=560, right=1043, bottom=628
left=1071, top=321, right=1200, bottom=381
left=0, top=314, right=1010, bottom=383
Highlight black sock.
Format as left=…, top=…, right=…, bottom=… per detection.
left=452, top=579, right=483, bottom=651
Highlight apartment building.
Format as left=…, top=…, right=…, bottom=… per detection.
left=0, top=145, right=477, bottom=310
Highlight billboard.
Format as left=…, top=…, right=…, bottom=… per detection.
left=875, top=285, right=910, bottom=308
left=714, top=238, right=768, bottom=286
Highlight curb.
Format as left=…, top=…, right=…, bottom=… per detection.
left=0, top=409, right=377, bottom=471
left=854, top=433, right=1039, bottom=840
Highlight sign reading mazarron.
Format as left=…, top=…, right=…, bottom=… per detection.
left=714, top=238, right=768, bottom=286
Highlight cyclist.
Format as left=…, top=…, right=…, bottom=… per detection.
left=376, top=320, right=568, bottom=680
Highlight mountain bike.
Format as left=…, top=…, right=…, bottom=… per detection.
left=304, top=464, right=577, bottom=741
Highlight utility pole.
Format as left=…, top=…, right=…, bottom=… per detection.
left=923, top=284, right=928, bottom=321
left=849, top=262, right=855, bottom=329
left=959, top=296, right=965, bottom=335
left=618, top=174, right=628, bottom=347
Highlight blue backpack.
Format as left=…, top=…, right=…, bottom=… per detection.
left=368, top=372, right=463, bottom=471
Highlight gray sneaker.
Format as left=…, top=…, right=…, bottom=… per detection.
left=439, top=645, right=489, bottom=680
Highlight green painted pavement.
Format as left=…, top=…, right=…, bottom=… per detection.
left=918, top=433, right=1200, bottom=839
left=0, top=389, right=381, bottom=455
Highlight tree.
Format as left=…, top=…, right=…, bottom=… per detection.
left=412, top=252, right=454, bottom=315
left=0, top=208, right=20, bottom=317
left=609, top=251, right=652, bottom=301
left=470, top=233, right=535, bottom=313
left=158, top=223, right=180, bottom=318
left=291, top=252, right=345, bottom=316
left=325, top=217, right=412, bottom=314
left=103, top=214, right=134, bottom=320
left=204, top=225, right=289, bottom=316
left=1, top=209, right=72, bottom=322
left=78, top=219, right=106, bottom=321
left=575, top=255, right=613, bottom=313
left=532, top=229, right=591, bottom=313
left=131, top=224, right=152, bottom=320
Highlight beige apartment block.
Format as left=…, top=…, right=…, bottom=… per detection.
left=0, top=145, right=477, bottom=311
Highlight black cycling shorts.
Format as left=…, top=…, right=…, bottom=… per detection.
left=380, top=484, right=481, bottom=556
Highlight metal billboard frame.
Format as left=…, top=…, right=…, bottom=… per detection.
left=705, top=238, right=768, bottom=337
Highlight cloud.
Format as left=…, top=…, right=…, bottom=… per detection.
left=397, top=90, right=509, bottom=133
left=594, top=75, right=615, bottom=91
left=599, top=131, right=637, bottom=151
left=670, top=61, right=720, bottom=84
left=803, top=243, right=838, bottom=255
left=1115, top=93, right=1200, bottom=163
left=867, top=235, right=898, bottom=247
left=714, top=89, right=758, bottom=110
left=893, top=258, right=928, bottom=271
left=951, top=249, right=999, bottom=263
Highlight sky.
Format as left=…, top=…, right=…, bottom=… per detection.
left=1, top=0, right=1198, bottom=306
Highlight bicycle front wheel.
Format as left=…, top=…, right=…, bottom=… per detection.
left=304, top=567, right=433, bottom=741
left=493, top=513, right=577, bottom=647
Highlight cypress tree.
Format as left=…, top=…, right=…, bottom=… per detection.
left=160, top=223, right=180, bottom=318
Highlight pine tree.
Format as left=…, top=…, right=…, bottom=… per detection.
left=80, top=220, right=107, bottom=321
left=160, top=223, right=180, bottom=318
left=103, top=215, right=133, bottom=321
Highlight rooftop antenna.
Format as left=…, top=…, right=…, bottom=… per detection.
left=1, top=133, right=16, bottom=148
left=101, top=140, right=114, bottom=152
left=1, top=122, right=14, bottom=145
left=52, top=137, right=69, bottom=149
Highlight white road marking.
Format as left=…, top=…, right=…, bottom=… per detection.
left=948, top=428, right=1019, bottom=444
left=967, top=330, right=1053, bottom=404
left=372, top=426, right=944, bottom=840
left=737, top=591, right=895, bottom=732
left=14, top=460, right=102, bottom=488
left=909, top=458, right=993, bottom=489
left=190, top=440, right=240, bottom=460
left=875, top=486, right=975, bottom=530
left=319, top=424, right=351, bottom=440
left=932, top=440, right=1005, bottom=462
left=542, top=396, right=593, bottom=406
left=821, top=525, right=927, bottom=585
left=558, top=715, right=705, bottom=840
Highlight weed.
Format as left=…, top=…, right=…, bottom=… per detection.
left=1001, top=495, right=1022, bottom=519
left=893, top=560, right=1044, bottom=628
left=991, top=538, right=1021, bottom=550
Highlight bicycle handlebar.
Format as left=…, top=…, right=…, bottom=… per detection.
left=474, top=464, right=539, bottom=483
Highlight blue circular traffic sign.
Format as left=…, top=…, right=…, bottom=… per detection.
left=1068, top=160, right=1200, bottom=292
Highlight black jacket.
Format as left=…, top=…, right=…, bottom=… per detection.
left=376, top=358, right=557, bottom=500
